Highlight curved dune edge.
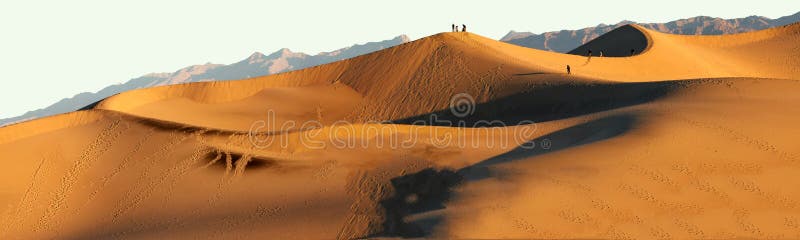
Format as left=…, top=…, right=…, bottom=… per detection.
left=568, top=24, right=654, bottom=57
left=0, top=21, right=800, bottom=238
left=2, top=23, right=799, bottom=142
left=85, top=23, right=800, bottom=132
left=1, top=76, right=794, bottom=145
left=0, top=110, right=109, bottom=145
left=1, top=76, right=799, bottom=239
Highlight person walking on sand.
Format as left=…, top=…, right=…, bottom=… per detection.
left=462, top=24, right=467, bottom=32
left=586, top=49, right=593, bottom=62
left=566, top=65, right=571, bottom=75
left=452, top=24, right=456, bottom=32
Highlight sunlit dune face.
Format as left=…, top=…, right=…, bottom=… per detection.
left=1, top=23, right=800, bottom=239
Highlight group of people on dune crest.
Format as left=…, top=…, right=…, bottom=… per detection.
left=442, top=24, right=644, bottom=76
left=451, top=24, right=467, bottom=32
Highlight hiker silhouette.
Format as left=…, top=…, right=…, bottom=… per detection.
left=566, top=65, right=571, bottom=74
left=452, top=24, right=456, bottom=32
left=462, top=24, right=467, bottom=32
left=630, top=48, right=635, bottom=56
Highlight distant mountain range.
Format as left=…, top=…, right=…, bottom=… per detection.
left=501, top=11, right=800, bottom=52
left=5, top=12, right=800, bottom=126
left=0, top=35, right=410, bottom=126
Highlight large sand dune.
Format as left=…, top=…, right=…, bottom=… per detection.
left=1, top=23, right=800, bottom=239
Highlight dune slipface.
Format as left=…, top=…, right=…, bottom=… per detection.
left=1, top=23, right=800, bottom=239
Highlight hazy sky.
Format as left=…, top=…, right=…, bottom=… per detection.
left=0, top=0, right=798, bottom=118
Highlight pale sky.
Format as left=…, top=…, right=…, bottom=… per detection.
left=0, top=0, right=798, bottom=118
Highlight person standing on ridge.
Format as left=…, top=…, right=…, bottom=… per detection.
left=462, top=24, right=467, bottom=32
left=566, top=65, right=571, bottom=74
left=452, top=24, right=456, bottom=32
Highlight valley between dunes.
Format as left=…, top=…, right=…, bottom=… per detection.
left=1, top=23, right=800, bottom=239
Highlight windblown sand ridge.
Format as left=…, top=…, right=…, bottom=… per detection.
left=1, top=23, right=800, bottom=239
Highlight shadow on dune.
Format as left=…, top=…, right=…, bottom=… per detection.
left=391, top=81, right=677, bottom=127
left=461, top=112, right=639, bottom=181
left=372, top=112, right=641, bottom=238
left=59, top=113, right=641, bottom=240
left=568, top=24, right=649, bottom=57
left=369, top=168, right=463, bottom=238
left=116, top=111, right=315, bottom=136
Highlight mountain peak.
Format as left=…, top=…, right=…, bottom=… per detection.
left=278, top=48, right=294, bottom=54
left=248, top=51, right=265, bottom=59
left=395, top=34, right=411, bottom=43
left=266, top=48, right=303, bottom=59
left=616, top=20, right=636, bottom=25
left=246, top=52, right=266, bottom=64
left=500, top=31, right=534, bottom=42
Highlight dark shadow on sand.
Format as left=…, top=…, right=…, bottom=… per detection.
left=373, top=112, right=641, bottom=238
left=391, top=81, right=679, bottom=127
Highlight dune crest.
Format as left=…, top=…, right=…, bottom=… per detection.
left=1, top=23, right=800, bottom=239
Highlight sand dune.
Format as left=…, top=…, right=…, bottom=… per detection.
left=93, top=23, right=800, bottom=131
left=1, top=23, right=800, bottom=239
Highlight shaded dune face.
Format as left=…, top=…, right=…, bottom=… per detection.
left=568, top=25, right=650, bottom=57
left=1, top=23, right=800, bottom=239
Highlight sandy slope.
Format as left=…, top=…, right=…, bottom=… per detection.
left=1, top=23, right=800, bottom=239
